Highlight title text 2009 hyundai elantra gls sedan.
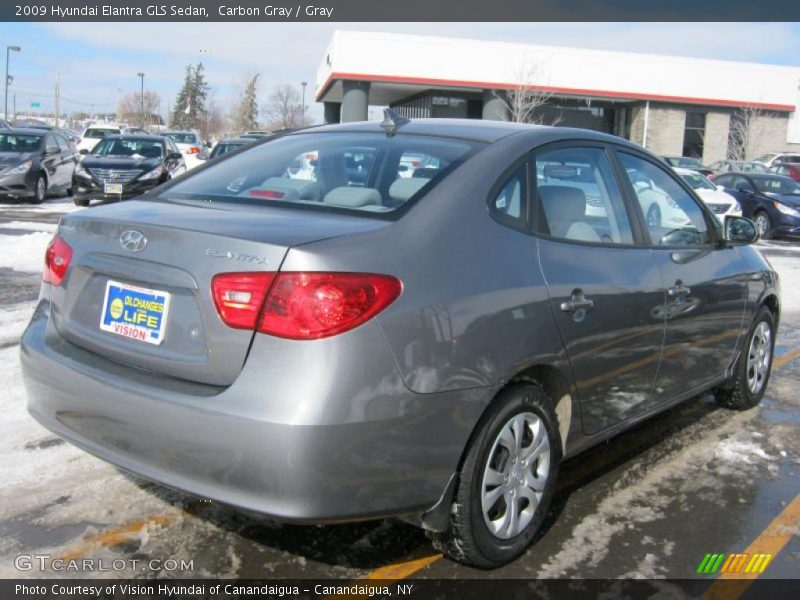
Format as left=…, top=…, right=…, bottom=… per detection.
left=21, top=115, right=778, bottom=568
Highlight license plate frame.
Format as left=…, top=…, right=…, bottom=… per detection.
left=99, top=280, right=171, bottom=345
left=104, top=182, right=123, bottom=195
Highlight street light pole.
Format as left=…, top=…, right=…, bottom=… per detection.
left=301, top=81, right=307, bottom=123
left=5, top=45, right=21, bottom=121
left=137, top=72, right=145, bottom=129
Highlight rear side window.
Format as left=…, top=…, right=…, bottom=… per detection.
left=534, top=146, right=633, bottom=245
left=490, top=163, right=528, bottom=229
left=162, top=132, right=480, bottom=216
left=618, top=152, right=711, bottom=247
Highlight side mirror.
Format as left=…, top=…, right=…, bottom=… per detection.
left=196, top=153, right=207, bottom=161
left=724, top=216, right=758, bottom=245
left=46, top=145, right=60, bottom=155
left=79, top=148, right=89, bottom=155
left=168, top=152, right=183, bottom=160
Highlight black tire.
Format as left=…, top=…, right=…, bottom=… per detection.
left=716, top=306, right=775, bottom=410
left=32, top=174, right=47, bottom=204
left=754, top=211, right=771, bottom=240
left=647, top=204, right=661, bottom=228
left=430, top=382, right=562, bottom=568
left=73, top=197, right=89, bottom=207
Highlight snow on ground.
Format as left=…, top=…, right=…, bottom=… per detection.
left=0, top=220, right=58, bottom=232
left=0, top=231, right=53, bottom=274
left=0, top=197, right=83, bottom=214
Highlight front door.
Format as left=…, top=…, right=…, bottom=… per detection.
left=534, top=144, right=666, bottom=435
left=615, top=151, right=747, bottom=403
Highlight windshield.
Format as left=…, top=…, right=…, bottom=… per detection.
left=680, top=172, right=716, bottom=191
left=84, top=128, right=121, bottom=139
left=162, top=132, right=480, bottom=215
left=0, top=133, right=42, bottom=152
left=165, top=132, right=198, bottom=144
left=210, top=142, right=245, bottom=159
left=674, top=157, right=704, bottom=168
left=91, top=138, right=164, bottom=159
left=754, top=177, right=800, bottom=196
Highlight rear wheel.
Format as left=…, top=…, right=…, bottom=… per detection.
left=716, top=306, right=775, bottom=410
left=430, top=382, right=561, bottom=568
left=32, top=174, right=47, bottom=204
left=754, top=211, right=771, bottom=240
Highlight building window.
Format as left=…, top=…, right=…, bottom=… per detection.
left=683, top=112, right=706, bottom=159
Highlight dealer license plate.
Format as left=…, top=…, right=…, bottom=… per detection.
left=104, top=183, right=123, bottom=194
left=99, top=280, right=171, bottom=345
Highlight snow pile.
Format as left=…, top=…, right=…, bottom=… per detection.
left=0, top=231, right=51, bottom=274
left=716, top=439, right=774, bottom=464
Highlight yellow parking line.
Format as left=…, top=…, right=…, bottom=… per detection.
left=774, top=347, right=800, bottom=369
left=704, top=493, right=800, bottom=600
left=59, top=514, right=175, bottom=562
left=363, top=552, right=442, bottom=580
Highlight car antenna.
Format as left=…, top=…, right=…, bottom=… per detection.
left=380, top=108, right=409, bottom=137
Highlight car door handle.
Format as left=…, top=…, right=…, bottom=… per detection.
left=667, top=281, right=692, bottom=297
left=560, top=291, right=594, bottom=313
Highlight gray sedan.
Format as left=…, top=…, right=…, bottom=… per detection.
left=21, top=115, right=779, bottom=568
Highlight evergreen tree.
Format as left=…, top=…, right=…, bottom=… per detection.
left=170, top=63, right=209, bottom=130
left=231, top=74, right=259, bottom=133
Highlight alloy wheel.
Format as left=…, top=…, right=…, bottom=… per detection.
left=481, top=412, right=550, bottom=540
left=746, top=321, right=772, bottom=394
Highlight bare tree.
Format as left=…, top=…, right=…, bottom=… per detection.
left=728, top=105, right=775, bottom=161
left=198, top=94, right=227, bottom=142
left=117, top=90, right=160, bottom=129
left=263, top=84, right=311, bottom=130
left=495, top=56, right=561, bottom=125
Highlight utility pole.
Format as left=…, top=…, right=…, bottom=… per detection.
left=137, top=72, right=145, bottom=129
left=301, top=81, right=307, bottom=122
left=54, top=71, right=60, bottom=127
left=5, top=45, right=21, bottom=120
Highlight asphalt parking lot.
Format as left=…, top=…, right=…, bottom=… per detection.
left=1, top=196, right=798, bottom=583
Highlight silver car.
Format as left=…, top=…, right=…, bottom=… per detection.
left=21, top=116, right=779, bottom=568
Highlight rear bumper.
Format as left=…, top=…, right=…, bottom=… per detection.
left=21, top=300, right=491, bottom=522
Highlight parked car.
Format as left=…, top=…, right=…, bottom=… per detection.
left=770, top=162, right=800, bottom=182
left=0, top=127, right=77, bottom=202
left=163, top=130, right=206, bottom=170
left=72, top=134, right=185, bottom=206
left=241, top=130, right=271, bottom=138
left=22, top=117, right=778, bottom=569
left=713, top=172, right=800, bottom=239
left=707, top=160, right=768, bottom=177
left=205, top=137, right=257, bottom=160
left=662, top=156, right=713, bottom=176
left=674, top=167, right=742, bottom=223
left=752, top=153, right=800, bottom=168
left=77, top=124, right=122, bottom=154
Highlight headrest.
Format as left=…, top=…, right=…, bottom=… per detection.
left=538, top=185, right=587, bottom=223
left=389, top=178, right=428, bottom=202
left=323, top=186, right=381, bottom=208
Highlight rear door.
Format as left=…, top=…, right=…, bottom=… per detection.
left=614, top=151, right=747, bottom=404
left=534, top=143, right=666, bottom=435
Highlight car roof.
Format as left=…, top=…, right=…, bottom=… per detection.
left=218, top=137, right=254, bottom=144
left=747, top=173, right=794, bottom=182
left=101, top=134, right=166, bottom=142
left=289, top=118, right=637, bottom=146
left=4, top=127, right=46, bottom=136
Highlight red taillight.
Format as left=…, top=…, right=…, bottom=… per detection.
left=211, top=272, right=276, bottom=329
left=258, top=273, right=402, bottom=340
left=43, top=236, right=73, bottom=286
left=211, top=272, right=402, bottom=339
left=186, top=146, right=201, bottom=154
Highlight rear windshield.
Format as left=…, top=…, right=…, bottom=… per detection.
left=161, top=132, right=480, bottom=215
left=210, top=142, right=245, bottom=159
left=91, top=138, right=164, bottom=158
left=84, top=128, right=121, bottom=139
left=0, top=133, right=42, bottom=152
left=165, top=132, right=198, bottom=144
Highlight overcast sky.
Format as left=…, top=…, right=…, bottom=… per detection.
left=1, top=22, right=799, bottom=123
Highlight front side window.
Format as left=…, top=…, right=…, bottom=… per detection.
left=162, top=132, right=479, bottom=216
left=754, top=177, right=800, bottom=196
left=618, top=152, right=711, bottom=247
left=534, top=146, right=633, bottom=245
